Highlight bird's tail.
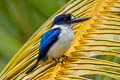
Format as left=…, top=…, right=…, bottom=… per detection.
left=26, top=61, right=39, bottom=74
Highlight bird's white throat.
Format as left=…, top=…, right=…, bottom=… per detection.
left=51, top=24, right=73, bottom=29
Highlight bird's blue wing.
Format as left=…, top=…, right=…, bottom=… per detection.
left=38, top=28, right=61, bottom=61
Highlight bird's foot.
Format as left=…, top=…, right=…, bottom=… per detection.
left=52, top=55, right=68, bottom=66
left=59, top=60, right=64, bottom=65
left=52, top=58, right=60, bottom=65
left=55, top=60, right=60, bottom=65
left=52, top=58, right=64, bottom=65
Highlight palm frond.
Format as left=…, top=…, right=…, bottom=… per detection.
left=1, top=0, right=120, bottom=80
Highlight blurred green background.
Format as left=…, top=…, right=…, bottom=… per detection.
left=0, top=0, right=69, bottom=72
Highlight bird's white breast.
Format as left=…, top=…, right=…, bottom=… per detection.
left=47, top=25, right=74, bottom=58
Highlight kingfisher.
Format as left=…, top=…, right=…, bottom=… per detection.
left=26, top=14, right=90, bottom=73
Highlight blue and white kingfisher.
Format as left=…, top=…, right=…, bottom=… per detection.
left=26, top=14, right=90, bottom=73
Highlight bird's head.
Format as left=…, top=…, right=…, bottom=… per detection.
left=53, top=14, right=91, bottom=26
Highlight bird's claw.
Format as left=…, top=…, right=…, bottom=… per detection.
left=54, top=60, right=64, bottom=65
left=54, top=60, right=60, bottom=65
left=53, top=55, right=68, bottom=65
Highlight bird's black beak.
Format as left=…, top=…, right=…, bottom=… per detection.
left=70, top=17, right=91, bottom=23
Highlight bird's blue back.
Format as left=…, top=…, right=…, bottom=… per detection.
left=38, top=28, right=61, bottom=61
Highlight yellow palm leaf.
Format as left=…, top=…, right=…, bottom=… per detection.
left=1, top=0, right=120, bottom=80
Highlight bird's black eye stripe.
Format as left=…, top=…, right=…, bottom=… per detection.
left=64, top=17, right=68, bottom=20
left=63, top=14, right=71, bottom=20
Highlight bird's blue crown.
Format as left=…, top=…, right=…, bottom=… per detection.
left=53, top=14, right=72, bottom=25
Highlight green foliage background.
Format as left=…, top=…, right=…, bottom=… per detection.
left=0, top=0, right=69, bottom=72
